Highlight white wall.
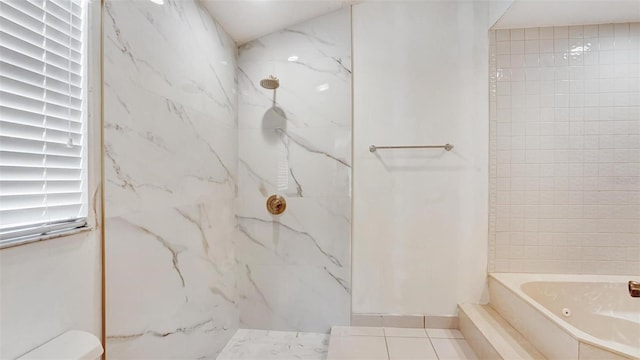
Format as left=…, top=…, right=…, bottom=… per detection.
left=0, top=232, right=102, bottom=359
left=489, top=24, right=640, bottom=275
left=489, top=0, right=514, bottom=27
left=236, top=9, right=352, bottom=332
left=0, top=1, right=103, bottom=357
left=352, top=1, right=491, bottom=317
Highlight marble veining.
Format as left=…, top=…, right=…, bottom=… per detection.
left=237, top=216, right=344, bottom=267
left=236, top=8, right=352, bottom=333
left=104, top=0, right=236, bottom=120
left=217, top=329, right=329, bottom=360
left=104, top=0, right=239, bottom=358
left=106, top=202, right=238, bottom=359
left=104, top=80, right=237, bottom=217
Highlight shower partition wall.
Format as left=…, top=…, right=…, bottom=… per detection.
left=103, top=0, right=239, bottom=358
left=103, top=2, right=350, bottom=357
left=236, top=8, right=352, bottom=332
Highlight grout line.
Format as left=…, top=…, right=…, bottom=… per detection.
left=383, top=334, right=391, bottom=360
left=426, top=333, right=441, bottom=360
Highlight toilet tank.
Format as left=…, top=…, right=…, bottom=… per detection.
left=17, top=330, right=103, bottom=360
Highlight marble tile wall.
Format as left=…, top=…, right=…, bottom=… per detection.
left=103, top=0, right=239, bottom=358
left=236, top=8, right=352, bottom=333
left=488, top=24, right=640, bottom=275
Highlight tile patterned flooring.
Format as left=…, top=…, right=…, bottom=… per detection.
left=328, top=327, right=477, bottom=360
left=217, top=327, right=477, bottom=360
left=217, top=329, right=329, bottom=359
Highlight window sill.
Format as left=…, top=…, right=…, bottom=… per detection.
left=0, top=225, right=94, bottom=250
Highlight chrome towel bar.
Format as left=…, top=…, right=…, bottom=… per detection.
left=369, top=144, right=454, bottom=152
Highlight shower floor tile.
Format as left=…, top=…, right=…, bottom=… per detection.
left=217, top=329, right=329, bottom=360
left=217, top=327, right=478, bottom=360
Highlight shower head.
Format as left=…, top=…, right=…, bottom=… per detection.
left=260, top=75, right=279, bottom=90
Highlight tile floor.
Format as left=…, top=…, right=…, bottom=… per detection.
left=217, top=329, right=329, bottom=360
left=216, top=327, right=477, bottom=360
left=327, top=327, right=478, bottom=360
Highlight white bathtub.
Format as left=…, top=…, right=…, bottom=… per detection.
left=489, top=273, right=640, bottom=360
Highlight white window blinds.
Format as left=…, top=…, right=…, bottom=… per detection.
left=0, top=0, right=88, bottom=244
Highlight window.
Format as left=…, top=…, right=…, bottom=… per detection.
left=0, top=0, right=88, bottom=247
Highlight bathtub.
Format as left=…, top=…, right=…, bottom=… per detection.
left=488, top=273, right=640, bottom=360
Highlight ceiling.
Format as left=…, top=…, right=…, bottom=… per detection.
left=201, top=0, right=640, bottom=44
left=200, top=0, right=358, bottom=45
left=493, top=0, right=640, bottom=29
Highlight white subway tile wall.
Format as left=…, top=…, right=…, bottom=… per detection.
left=489, top=24, right=640, bottom=275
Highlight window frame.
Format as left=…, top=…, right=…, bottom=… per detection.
left=0, top=0, right=101, bottom=249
